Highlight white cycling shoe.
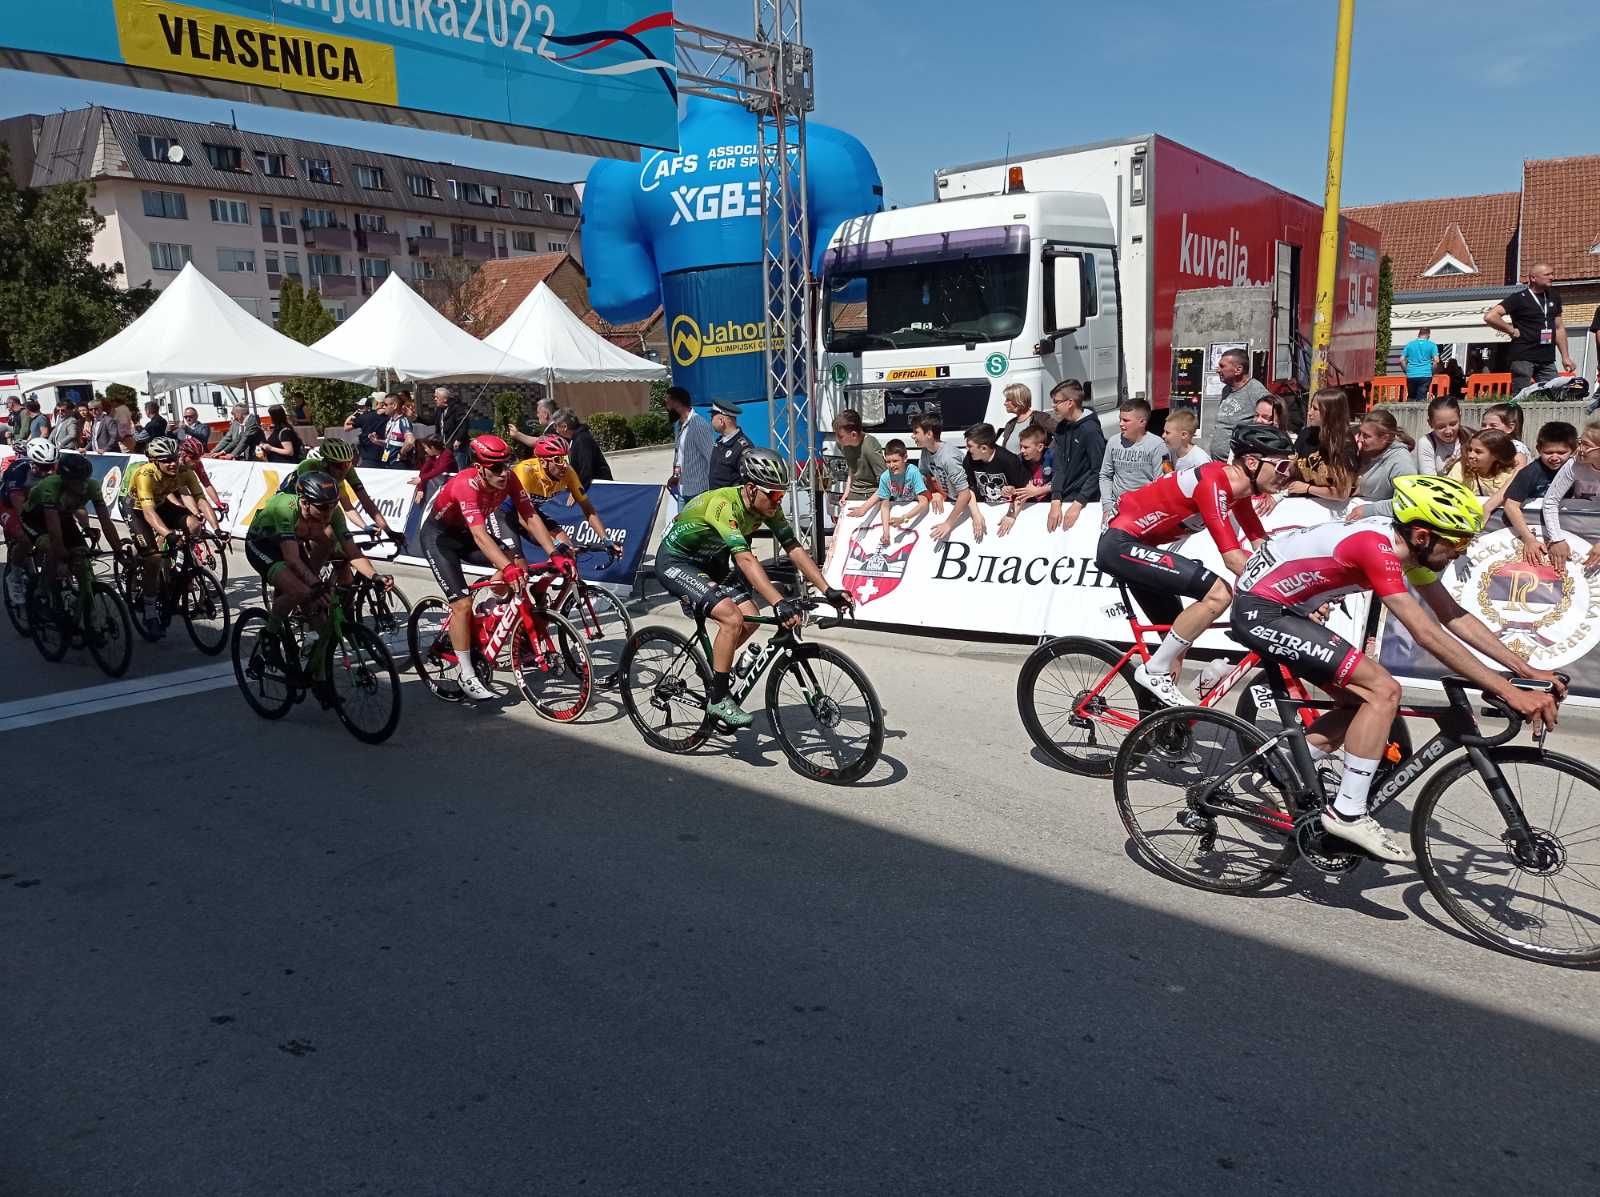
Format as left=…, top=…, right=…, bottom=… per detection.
left=456, top=669, right=497, bottom=702
left=1133, top=663, right=1190, bottom=708
left=1320, top=810, right=1414, bottom=864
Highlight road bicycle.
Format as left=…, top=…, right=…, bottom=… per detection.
left=26, top=544, right=134, bottom=677
left=540, top=542, right=633, bottom=687
left=232, top=582, right=402, bottom=744
left=256, top=528, right=414, bottom=668
left=618, top=597, right=884, bottom=784
left=1016, top=581, right=1409, bottom=776
left=121, top=527, right=230, bottom=654
left=407, top=559, right=593, bottom=722
left=1111, top=668, right=1600, bottom=966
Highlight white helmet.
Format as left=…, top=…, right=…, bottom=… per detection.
left=25, top=438, right=59, bottom=466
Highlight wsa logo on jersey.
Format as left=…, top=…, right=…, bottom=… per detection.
left=842, top=531, right=918, bottom=607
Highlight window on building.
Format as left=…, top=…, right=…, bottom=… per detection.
left=546, top=240, right=568, bottom=253
left=203, top=143, right=245, bottom=172
left=495, top=229, right=508, bottom=255
left=447, top=178, right=459, bottom=199
left=512, top=231, right=536, bottom=252
left=406, top=173, right=439, bottom=198
left=265, top=251, right=280, bottom=274
left=209, top=198, right=250, bottom=224
left=359, top=258, right=391, bottom=279
left=484, top=184, right=503, bottom=207
left=141, top=190, right=187, bottom=219
left=279, top=210, right=293, bottom=227
left=299, top=157, right=336, bottom=185
left=412, top=259, right=436, bottom=281
left=308, top=252, right=343, bottom=277
left=137, top=134, right=182, bottom=163
left=282, top=251, right=301, bottom=276
left=356, top=212, right=388, bottom=232
left=217, top=247, right=257, bottom=273
left=355, top=164, right=387, bottom=190
left=415, top=222, right=436, bottom=239
left=451, top=223, right=479, bottom=244
left=325, top=302, right=347, bottom=323
left=254, top=150, right=290, bottom=177
left=462, top=182, right=484, bottom=205
left=149, top=242, right=192, bottom=271
left=550, top=195, right=576, bottom=217
left=512, top=190, right=533, bottom=210
left=301, top=207, right=339, bottom=228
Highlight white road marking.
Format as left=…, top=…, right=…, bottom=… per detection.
left=0, top=663, right=236, bottom=731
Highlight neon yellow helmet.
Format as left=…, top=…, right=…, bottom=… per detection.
left=316, top=437, right=356, bottom=464
left=1391, top=474, right=1485, bottom=537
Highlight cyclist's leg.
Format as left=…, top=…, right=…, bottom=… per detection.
left=1099, top=530, right=1215, bottom=702
left=127, top=507, right=163, bottom=593
left=419, top=519, right=491, bottom=691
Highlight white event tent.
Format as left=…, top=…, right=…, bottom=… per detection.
left=310, top=273, right=548, bottom=383
left=481, top=282, right=668, bottom=385
left=17, top=263, right=377, bottom=395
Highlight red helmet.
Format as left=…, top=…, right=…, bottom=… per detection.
left=179, top=435, right=205, bottom=461
left=469, top=434, right=511, bottom=466
left=531, top=434, right=570, bottom=459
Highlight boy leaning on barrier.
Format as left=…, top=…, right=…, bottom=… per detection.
left=848, top=438, right=929, bottom=547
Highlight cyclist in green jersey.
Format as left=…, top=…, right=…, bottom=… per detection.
left=22, top=454, right=124, bottom=596
left=246, top=471, right=392, bottom=627
left=657, top=448, right=850, bottom=727
left=278, top=439, right=403, bottom=545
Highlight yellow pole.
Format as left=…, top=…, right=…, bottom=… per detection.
left=1310, top=0, right=1356, bottom=392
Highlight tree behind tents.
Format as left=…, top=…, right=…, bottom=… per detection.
left=278, top=277, right=368, bottom=428
left=0, top=146, right=156, bottom=367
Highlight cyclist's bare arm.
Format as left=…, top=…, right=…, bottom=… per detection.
left=1220, top=547, right=1249, bottom=577
left=339, top=541, right=382, bottom=582
left=42, top=509, right=66, bottom=564
left=1381, top=588, right=1557, bottom=726
left=1414, top=578, right=1567, bottom=698
left=90, top=502, right=120, bottom=550
left=732, top=549, right=787, bottom=608
left=281, top=538, right=320, bottom=589
left=783, top=543, right=833, bottom=596
left=354, top=487, right=391, bottom=532
left=575, top=495, right=607, bottom=541
left=468, top=523, right=519, bottom=574
left=517, top=506, right=559, bottom=555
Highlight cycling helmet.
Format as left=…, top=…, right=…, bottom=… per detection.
left=297, top=470, right=340, bottom=505
left=58, top=453, right=93, bottom=482
left=25, top=438, right=59, bottom=466
left=531, top=434, right=570, bottom=459
left=739, top=447, right=791, bottom=489
left=145, top=436, right=179, bottom=462
left=315, top=437, right=356, bottom=464
left=470, top=434, right=512, bottom=466
left=1391, top=474, right=1485, bottom=537
left=1230, top=423, right=1294, bottom=458
left=179, top=435, right=206, bottom=460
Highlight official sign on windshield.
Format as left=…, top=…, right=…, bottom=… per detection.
left=0, top=0, right=679, bottom=158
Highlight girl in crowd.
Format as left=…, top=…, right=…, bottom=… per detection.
left=257, top=404, right=305, bottom=463
left=1284, top=387, right=1357, bottom=502
left=1481, top=403, right=1531, bottom=468
left=411, top=435, right=452, bottom=507
left=1253, top=395, right=1288, bottom=430
left=1417, top=395, right=1463, bottom=475
left=1354, top=409, right=1418, bottom=502
left=1448, top=428, right=1519, bottom=516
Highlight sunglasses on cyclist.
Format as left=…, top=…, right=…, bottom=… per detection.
left=761, top=488, right=786, bottom=504
left=301, top=500, right=335, bottom=515
left=481, top=462, right=511, bottom=475
left=1262, top=456, right=1294, bottom=478
left=1428, top=528, right=1474, bottom=550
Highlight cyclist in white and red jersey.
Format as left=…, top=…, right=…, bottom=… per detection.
left=1231, top=474, right=1562, bottom=863
left=1098, top=422, right=1294, bottom=705
left=420, top=434, right=565, bottom=701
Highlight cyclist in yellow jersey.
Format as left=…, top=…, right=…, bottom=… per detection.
left=124, top=437, right=222, bottom=636
left=511, top=434, right=617, bottom=554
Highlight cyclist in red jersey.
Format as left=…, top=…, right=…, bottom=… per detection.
left=420, top=434, right=565, bottom=701
left=1231, top=474, right=1561, bottom=862
left=1097, top=422, right=1294, bottom=705
left=179, top=436, right=228, bottom=522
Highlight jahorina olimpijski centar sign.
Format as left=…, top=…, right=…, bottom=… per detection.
left=0, top=0, right=679, bottom=158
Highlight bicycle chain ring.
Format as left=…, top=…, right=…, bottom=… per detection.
left=1294, top=811, right=1362, bottom=875
left=1504, top=827, right=1566, bottom=875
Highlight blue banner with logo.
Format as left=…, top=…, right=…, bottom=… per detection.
left=516, top=481, right=663, bottom=590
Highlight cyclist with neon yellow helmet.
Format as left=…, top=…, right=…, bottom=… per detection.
left=1230, top=474, right=1562, bottom=864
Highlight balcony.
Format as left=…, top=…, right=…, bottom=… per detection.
left=302, top=224, right=353, bottom=251
left=457, top=239, right=494, bottom=262
left=408, top=234, right=449, bottom=257
left=313, top=272, right=358, bottom=299
left=358, top=229, right=402, bottom=255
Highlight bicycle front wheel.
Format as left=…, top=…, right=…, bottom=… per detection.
left=512, top=609, right=592, bottom=722
left=29, top=586, right=68, bottom=662
left=231, top=610, right=295, bottom=720
left=355, top=579, right=414, bottom=669
left=1113, top=706, right=1298, bottom=894
left=121, top=567, right=162, bottom=643
left=181, top=564, right=230, bottom=655
left=193, top=534, right=229, bottom=586
left=1017, top=636, right=1153, bottom=777
left=765, top=644, right=885, bottom=784
left=1413, top=749, right=1600, bottom=966
left=619, top=626, right=713, bottom=753
left=324, top=622, right=402, bottom=744
left=562, top=583, right=633, bottom=689
left=85, top=582, right=133, bottom=677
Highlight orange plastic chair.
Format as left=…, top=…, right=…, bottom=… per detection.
left=1369, top=375, right=1408, bottom=403
left=1466, top=372, right=1512, bottom=399
left=1429, top=374, right=1450, bottom=397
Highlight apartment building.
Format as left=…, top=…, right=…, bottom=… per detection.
left=1, top=106, right=582, bottom=324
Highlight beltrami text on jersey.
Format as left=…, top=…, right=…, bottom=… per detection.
left=114, top=0, right=398, bottom=104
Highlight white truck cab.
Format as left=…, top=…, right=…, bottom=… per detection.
left=818, top=183, right=1122, bottom=453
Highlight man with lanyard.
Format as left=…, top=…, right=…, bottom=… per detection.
left=22, top=452, right=124, bottom=604
left=1230, top=475, right=1561, bottom=863
left=420, top=435, right=564, bottom=703
left=707, top=400, right=753, bottom=491
left=656, top=448, right=851, bottom=728
left=3, top=439, right=58, bottom=600
left=510, top=434, right=619, bottom=556
left=245, top=470, right=392, bottom=653
left=1096, top=423, right=1295, bottom=706
left=379, top=393, right=413, bottom=467
left=121, top=437, right=222, bottom=637
left=278, top=438, right=403, bottom=546
left=1485, top=263, right=1575, bottom=395
left=178, top=436, right=230, bottom=524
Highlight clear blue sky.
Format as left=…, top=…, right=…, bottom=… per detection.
left=1, top=0, right=1592, bottom=209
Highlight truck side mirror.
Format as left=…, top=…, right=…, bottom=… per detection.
left=1050, top=255, right=1084, bottom=334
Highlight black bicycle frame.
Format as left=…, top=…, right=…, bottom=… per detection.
left=692, top=610, right=797, bottom=707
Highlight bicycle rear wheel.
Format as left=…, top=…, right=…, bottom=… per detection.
left=3, top=561, right=32, bottom=637
left=1017, top=636, right=1153, bottom=776
left=354, top=578, right=414, bottom=669
left=324, top=622, right=402, bottom=744
left=85, top=582, right=133, bottom=677
left=1413, top=749, right=1600, bottom=966
left=619, top=626, right=714, bottom=753
left=766, top=644, right=885, bottom=784
left=181, top=564, right=230, bottom=655
left=512, top=609, right=592, bottom=721
left=562, top=583, right=633, bottom=689
left=29, top=586, right=68, bottom=662
left=1113, top=706, right=1298, bottom=894
left=231, top=610, right=295, bottom=720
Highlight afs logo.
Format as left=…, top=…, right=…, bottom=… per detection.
left=842, top=531, right=918, bottom=606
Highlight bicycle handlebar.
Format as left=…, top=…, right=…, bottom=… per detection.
left=1444, top=672, right=1568, bottom=749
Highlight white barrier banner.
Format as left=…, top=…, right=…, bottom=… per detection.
left=822, top=494, right=1367, bottom=650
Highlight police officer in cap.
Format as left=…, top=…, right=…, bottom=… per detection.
left=707, top=398, right=754, bottom=490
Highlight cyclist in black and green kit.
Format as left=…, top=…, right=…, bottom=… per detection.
left=656, top=448, right=850, bottom=727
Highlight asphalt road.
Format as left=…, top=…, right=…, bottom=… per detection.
left=4, top=511, right=1600, bottom=1193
